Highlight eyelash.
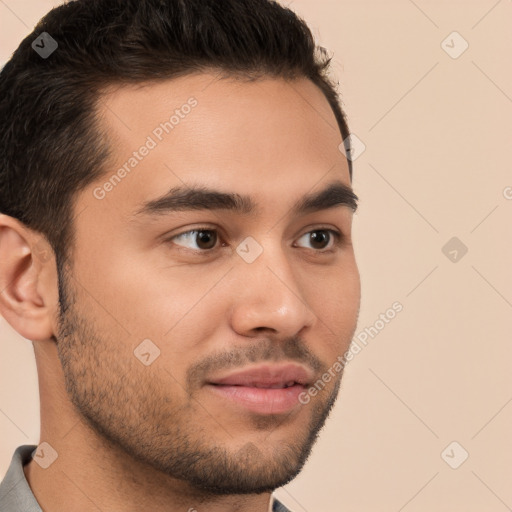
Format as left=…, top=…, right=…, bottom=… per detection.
left=165, top=226, right=345, bottom=256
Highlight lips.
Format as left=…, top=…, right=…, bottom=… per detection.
left=205, top=364, right=315, bottom=415
left=207, top=363, right=313, bottom=389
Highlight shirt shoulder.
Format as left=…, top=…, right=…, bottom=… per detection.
left=0, top=445, right=42, bottom=512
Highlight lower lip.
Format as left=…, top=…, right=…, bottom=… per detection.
left=205, top=384, right=306, bottom=414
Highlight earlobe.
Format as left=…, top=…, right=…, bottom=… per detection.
left=0, top=214, right=58, bottom=342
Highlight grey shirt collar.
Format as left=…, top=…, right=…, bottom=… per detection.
left=0, top=445, right=42, bottom=512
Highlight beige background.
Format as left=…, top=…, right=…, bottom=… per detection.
left=1, top=1, right=511, bottom=510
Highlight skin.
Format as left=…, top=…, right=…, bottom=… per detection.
left=0, top=73, right=360, bottom=512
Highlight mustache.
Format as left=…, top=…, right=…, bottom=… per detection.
left=186, top=336, right=325, bottom=388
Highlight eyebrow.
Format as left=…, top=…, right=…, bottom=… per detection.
left=132, top=180, right=358, bottom=219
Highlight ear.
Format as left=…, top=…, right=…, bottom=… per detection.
left=0, top=214, right=59, bottom=342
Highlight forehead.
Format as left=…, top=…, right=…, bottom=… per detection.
left=80, top=73, right=350, bottom=220
left=98, top=72, right=340, bottom=133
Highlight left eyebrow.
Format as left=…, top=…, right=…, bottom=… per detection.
left=131, top=180, right=358, bottom=219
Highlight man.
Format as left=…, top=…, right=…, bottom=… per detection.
left=0, top=0, right=360, bottom=510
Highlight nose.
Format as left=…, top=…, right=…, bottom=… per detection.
left=228, top=239, right=318, bottom=338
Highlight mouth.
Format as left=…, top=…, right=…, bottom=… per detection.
left=205, top=363, right=312, bottom=415
left=210, top=381, right=300, bottom=389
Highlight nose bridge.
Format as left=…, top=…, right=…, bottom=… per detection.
left=230, top=233, right=317, bottom=334
left=240, top=232, right=298, bottom=293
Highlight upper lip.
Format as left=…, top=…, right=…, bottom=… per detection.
left=207, top=363, right=314, bottom=388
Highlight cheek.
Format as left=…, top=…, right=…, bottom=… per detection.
left=88, top=255, right=231, bottom=390
left=79, top=236, right=224, bottom=339
left=307, top=261, right=360, bottom=352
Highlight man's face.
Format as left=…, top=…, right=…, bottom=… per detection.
left=56, top=73, right=360, bottom=495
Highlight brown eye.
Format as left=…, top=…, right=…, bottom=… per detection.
left=295, top=229, right=341, bottom=252
left=170, top=228, right=220, bottom=251
left=167, top=226, right=343, bottom=255
left=195, top=230, right=218, bottom=250
left=309, top=231, right=330, bottom=250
